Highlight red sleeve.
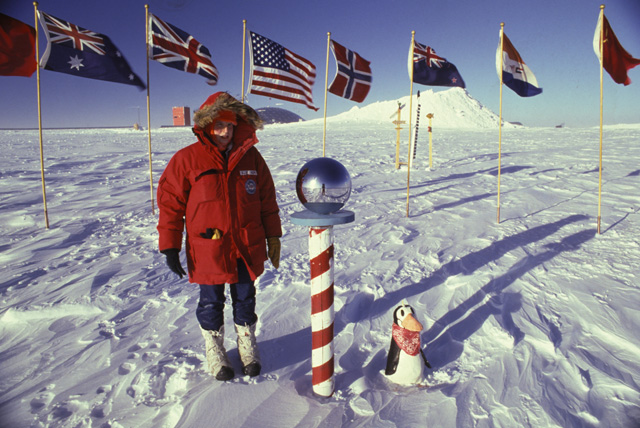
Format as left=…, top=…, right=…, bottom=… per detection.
left=255, top=150, right=282, bottom=238
left=157, top=152, right=190, bottom=251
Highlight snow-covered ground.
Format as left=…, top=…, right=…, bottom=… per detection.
left=1, top=91, right=639, bottom=427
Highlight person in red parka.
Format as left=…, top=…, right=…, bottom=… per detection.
left=157, top=92, right=282, bottom=381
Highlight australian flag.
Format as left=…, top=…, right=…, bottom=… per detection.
left=410, top=40, right=465, bottom=88
left=37, top=11, right=145, bottom=89
left=328, top=40, right=372, bottom=103
left=149, top=14, right=218, bottom=85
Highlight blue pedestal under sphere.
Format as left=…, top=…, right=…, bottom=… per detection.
left=290, top=209, right=355, bottom=227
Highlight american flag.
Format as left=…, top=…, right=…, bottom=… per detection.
left=328, top=40, right=372, bottom=103
left=249, top=31, right=317, bottom=111
left=149, top=13, right=218, bottom=85
left=37, top=11, right=145, bottom=89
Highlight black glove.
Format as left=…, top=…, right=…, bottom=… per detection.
left=161, top=248, right=186, bottom=279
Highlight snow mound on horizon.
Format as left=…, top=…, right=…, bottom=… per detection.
left=324, top=87, right=514, bottom=129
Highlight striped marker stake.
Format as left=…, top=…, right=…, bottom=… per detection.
left=309, top=226, right=335, bottom=396
left=291, top=210, right=354, bottom=397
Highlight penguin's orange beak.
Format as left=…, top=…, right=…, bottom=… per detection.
left=401, top=313, right=423, bottom=332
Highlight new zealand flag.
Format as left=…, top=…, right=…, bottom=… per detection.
left=410, top=40, right=465, bottom=88
left=37, top=11, right=145, bottom=89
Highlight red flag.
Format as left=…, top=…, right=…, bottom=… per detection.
left=0, top=13, right=37, bottom=77
left=593, top=13, right=640, bottom=85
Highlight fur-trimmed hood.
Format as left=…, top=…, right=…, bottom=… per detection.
left=193, top=92, right=263, bottom=131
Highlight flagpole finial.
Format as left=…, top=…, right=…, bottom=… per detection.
left=501, top=22, right=504, bottom=29
left=33, top=1, right=38, bottom=6
left=600, top=4, right=605, bottom=10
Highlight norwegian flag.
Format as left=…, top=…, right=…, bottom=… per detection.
left=37, top=11, right=145, bottom=89
left=328, top=40, right=372, bottom=103
left=409, top=40, right=465, bottom=88
left=149, top=14, right=218, bottom=85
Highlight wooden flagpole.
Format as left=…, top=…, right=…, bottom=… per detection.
left=406, top=31, right=416, bottom=217
left=33, top=2, right=49, bottom=229
left=497, top=22, right=505, bottom=224
left=241, top=20, right=247, bottom=103
left=145, top=5, right=155, bottom=215
left=597, top=4, right=605, bottom=234
left=322, top=32, right=331, bottom=157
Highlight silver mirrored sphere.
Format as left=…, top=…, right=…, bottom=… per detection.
left=296, top=157, right=352, bottom=214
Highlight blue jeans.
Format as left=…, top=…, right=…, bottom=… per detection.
left=196, top=259, right=257, bottom=331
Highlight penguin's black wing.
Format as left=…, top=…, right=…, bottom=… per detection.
left=385, top=337, right=401, bottom=375
left=420, top=348, right=432, bottom=369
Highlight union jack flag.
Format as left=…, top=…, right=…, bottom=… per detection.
left=37, top=11, right=145, bottom=89
left=413, top=43, right=445, bottom=68
left=149, top=14, right=218, bottom=85
left=409, top=40, right=465, bottom=88
left=41, top=12, right=106, bottom=55
left=328, top=40, right=372, bottom=103
left=249, top=31, right=317, bottom=111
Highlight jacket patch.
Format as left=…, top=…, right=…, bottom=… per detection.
left=245, top=179, right=257, bottom=195
left=240, top=170, right=258, bottom=176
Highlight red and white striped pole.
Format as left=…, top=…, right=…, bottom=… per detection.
left=309, top=226, right=335, bottom=396
left=291, top=157, right=354, bottom=398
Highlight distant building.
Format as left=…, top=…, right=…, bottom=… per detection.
left=172, top=106, right=191, bottom=127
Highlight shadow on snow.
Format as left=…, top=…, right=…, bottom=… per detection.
left=261, top=214, right=595, bottom=383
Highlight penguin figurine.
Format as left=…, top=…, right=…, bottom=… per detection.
left=384, top=301, right=432, bottom=385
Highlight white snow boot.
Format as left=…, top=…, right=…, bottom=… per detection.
left=200, top=326, right=234, bottom=381
left=235, top=322, right=261, bottom=377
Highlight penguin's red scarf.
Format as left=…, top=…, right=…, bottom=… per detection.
left=392, top=324, right=421, bottom=356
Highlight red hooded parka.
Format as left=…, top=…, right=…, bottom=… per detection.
left=157, top=92, right=282, bottom=284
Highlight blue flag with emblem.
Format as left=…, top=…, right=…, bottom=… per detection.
left=37, top=11, right=145, bottom=89
left=409, top=40, right=465, bottom=88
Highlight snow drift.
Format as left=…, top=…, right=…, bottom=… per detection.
left=323, top=87, right=516, bottom=129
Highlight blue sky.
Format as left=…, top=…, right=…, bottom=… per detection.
left=2, top=0, right=639, bottom=128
